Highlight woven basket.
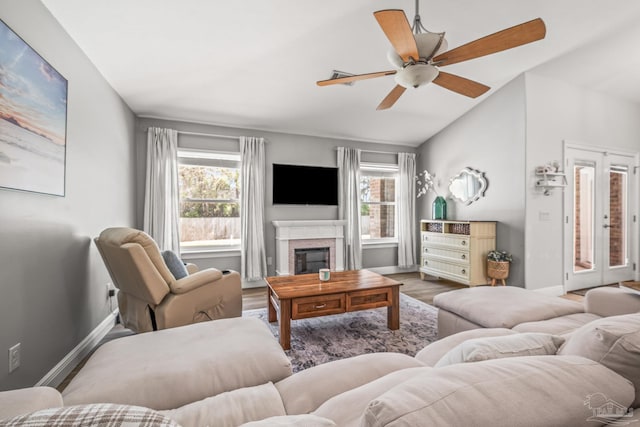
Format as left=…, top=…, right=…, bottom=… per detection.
left=487, top=260, right=510, bottom=279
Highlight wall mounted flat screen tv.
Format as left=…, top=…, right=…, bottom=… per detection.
left=273, top=163, right=338, bottom=205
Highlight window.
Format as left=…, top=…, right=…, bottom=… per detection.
left=178, top=149, right=241, bottom=251
left=360, top=163, right=398, bottom=242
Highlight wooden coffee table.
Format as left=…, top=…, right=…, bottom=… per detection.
left=266, top=269, right=401, bottom=349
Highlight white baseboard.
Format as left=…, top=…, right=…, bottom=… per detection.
left=242, top=278, right=267, bottom=289
left=36, top=310, right=118, bottom=388
left=366, top=265, right=419, bottom=275
left=532, top=285, right=565, bottom=297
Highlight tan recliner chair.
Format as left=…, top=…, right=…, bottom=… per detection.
left=94, top=227, right=242, bottom=333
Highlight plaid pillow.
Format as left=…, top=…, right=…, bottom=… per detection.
left=1, top=403, right=181, bottom=426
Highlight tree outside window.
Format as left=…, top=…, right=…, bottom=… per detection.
left=178, top=151, right=241, bottom=250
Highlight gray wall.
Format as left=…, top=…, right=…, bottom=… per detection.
left=0, top=2, right=136, bottom=390
left=416, top=76, right=527, bottom=286
left=523, top=72, right=640, bottom=290
left=136, top=117, right=415, bottom=279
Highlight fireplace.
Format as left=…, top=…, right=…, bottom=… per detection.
left=294, top=247, right=330, bottom=274
left=272, top=220, right=346, bottom=276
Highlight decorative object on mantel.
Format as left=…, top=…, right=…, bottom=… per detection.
left=535, top=161, right=567, bottom=195
left=486, top=250, right=512, bottom=286
left=415, top=170, right=447, bottom=219
left=448, top=167, right=488, bottom=205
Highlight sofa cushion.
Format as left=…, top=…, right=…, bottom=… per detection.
left=312, top=367, right=430, bottom=427
left=434, top=333, right=565, bottom=367
left=62, top=317, right=292, bottom=410
left=558, top=313, right=640, bottom=407
left=0, top=404, right=179, bottom=427
left=162, top=250, right=188, bottom=280
left=513, top=312, right=602, bottom=335
left=361, top=356, right=635, bottom=427
left=0, top=387, right=63, bottom=420
left=275, top=353, right=423, bottom=415
left=415, top=328, right=516, bottom=366
left=161, top=382, right=285, bottom=427
left=434, top=286, right=584, bottom=329
left=239, top=415, right=336, bottom=427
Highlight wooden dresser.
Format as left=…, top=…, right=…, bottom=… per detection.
left=420, top=220, right=496, bottom=286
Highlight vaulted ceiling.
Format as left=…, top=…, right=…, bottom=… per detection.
left=42, top=0, right=640, bottom=146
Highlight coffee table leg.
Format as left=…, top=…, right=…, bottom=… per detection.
left=387, top=286, right=400, bottom=330
left=268, top=288, right=277, bottom=323
left=280, top=298, right=292, bottom=350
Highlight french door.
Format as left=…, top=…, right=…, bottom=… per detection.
left=564, top=145, right=638, bottom=292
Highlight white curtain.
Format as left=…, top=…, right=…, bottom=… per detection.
left=240, top=136, right=267, bottom=281
left=143, top=127, right=180, bottom=253
left=337, top=147, right=362, bottom=270
left=397, top=152, right=417, bottom=268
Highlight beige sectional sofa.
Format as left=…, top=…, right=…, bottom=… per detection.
left=2, top=299, right=640, bottom=426
left=434, top=285, right=640, bottom=338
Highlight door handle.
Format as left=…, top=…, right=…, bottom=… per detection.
left=603, top=224, right=610, bottom=229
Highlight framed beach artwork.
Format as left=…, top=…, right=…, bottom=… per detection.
left=0, top=19, right=68, bottom=196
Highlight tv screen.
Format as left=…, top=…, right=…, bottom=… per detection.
left=273, top=163, right=338, bottom=205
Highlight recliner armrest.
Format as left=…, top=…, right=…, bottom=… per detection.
left=169, top=268, right=224, bottom=294
left=185, top=263, right=199, bottom=275
left=584, top=286, right=640, bottom=317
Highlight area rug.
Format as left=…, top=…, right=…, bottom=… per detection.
left=243, top=294, right=438, bottom=372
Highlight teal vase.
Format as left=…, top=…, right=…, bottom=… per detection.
left=432, top=196, right=447, bottom=220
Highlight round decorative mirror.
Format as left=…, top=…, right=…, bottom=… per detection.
left=448, top=167, right=487, bottom=205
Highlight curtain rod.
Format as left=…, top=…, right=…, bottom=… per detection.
left=177, top=130, right=241, bottom=141
left=334, top=148, right=417, bottom=156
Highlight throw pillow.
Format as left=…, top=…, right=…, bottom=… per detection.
left=434, top=332, right=565, bottom=367
left=1, top=403, right=180, bottom=427
left=162, top=250, right=188, bottom=280
left=558, top=312, right=640, bottom=407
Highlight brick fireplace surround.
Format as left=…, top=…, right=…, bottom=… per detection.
left=272, top=220, right=346, bottom=276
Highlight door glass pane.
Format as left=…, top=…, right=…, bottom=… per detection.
left=574, top=164, right=595, bottom=272
left=609, top=167, right=628, bottom=267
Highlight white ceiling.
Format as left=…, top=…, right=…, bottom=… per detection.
left=41, top=0, right=640, bottom=147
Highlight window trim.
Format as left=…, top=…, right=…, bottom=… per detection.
left=178, top=148, right=241, bottom=252
left=360, top=162, right=399, bottom=244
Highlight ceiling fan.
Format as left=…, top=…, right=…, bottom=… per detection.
left=317, top=1, right=546, bottom=110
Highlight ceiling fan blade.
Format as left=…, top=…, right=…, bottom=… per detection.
left=377, top=85, right=407, bottom=110
left=374, top=10, right=419, bottom=63
left=317, top=70, right=397, bottom=87
left=433, top=18, right=546, bottom=67
left=432, top=72, right=490, bottom=98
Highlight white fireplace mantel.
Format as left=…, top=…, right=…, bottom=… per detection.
left=272, top=220, right=346, bottom=276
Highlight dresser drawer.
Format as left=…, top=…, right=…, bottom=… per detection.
left=347, top=288, right=392, bottom=312
left=422, top=258, right=470, bottom=280
left=422, top=247, right=470, bottom=264
left=422, top=233, right=470, bottom=250
left=292, top=293, right=345, bottom=319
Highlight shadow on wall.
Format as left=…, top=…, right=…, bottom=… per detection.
left=0, top=219, right=94, bottom=389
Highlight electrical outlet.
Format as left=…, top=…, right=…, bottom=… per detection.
left=8, top=343, right=20, bottom=373
left=266, top=257, right=273, bottom=266
left=106, top=282, right=115, bottom=299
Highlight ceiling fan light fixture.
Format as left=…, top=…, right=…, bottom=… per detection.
left=386, top=31, right=447, bottom=69
left=386, top=49, right=405, bottom=69
left=415, top=32, right=448, bottom=59
left=395, top=63, right=439, bottom=89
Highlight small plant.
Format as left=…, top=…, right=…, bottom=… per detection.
left=487, top=250, right=512, bottom=263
